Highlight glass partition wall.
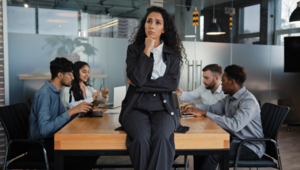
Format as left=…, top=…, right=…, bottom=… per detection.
left=5, top=0, right=300, bottom=125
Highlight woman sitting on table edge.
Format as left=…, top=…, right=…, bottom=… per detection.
left=62, top=61, right=109, bottom=110
left=119, top=6, right=189, bottom=170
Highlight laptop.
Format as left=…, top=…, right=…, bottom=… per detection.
left=98, top=86, right=126, bottom=108
left=172, top=92, right=195, bottom=117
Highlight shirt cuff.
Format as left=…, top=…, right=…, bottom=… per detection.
left=86, top=97, right=94, bottom=103
left=195, top=104, right=203, bottom=109
left=206, top=112, right=218, bottom=121
left=141, top=52, right=154, bottom=61
left=100, top=95, right=109, bottom=103
left=180, top=92, right=187, bottom=101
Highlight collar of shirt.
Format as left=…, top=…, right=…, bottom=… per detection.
left=214, top=84, right=223, bottom=94
left=45, top=81, right=61, bottom=94
left=231, top=86, right=246, bottom=100
left=151, top=42, right=164, bottom=54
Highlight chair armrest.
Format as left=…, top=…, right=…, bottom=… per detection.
left=8, top=139, right=46, bottom=148
left=238, top=138, right=275, bottom=148
left=233, top=138, right=278, bottom=169
left=5, top=139, right=50, bottom=170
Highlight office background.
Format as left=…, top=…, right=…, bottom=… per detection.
left=1, top=0, right=300, bottom=168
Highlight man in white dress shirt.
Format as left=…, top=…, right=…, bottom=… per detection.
left=175, top=64, right=226, bottom=105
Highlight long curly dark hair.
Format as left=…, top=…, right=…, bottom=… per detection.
left=70, top=61, right=91, bottom=101
left=130, top=6, right=187, bottom=66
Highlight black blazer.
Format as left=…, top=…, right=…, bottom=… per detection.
left=119, top=43, right=189, bottom=133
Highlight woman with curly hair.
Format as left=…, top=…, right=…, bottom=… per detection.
left=119, top=6, right=189, bottom=170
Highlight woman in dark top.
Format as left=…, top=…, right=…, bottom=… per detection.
left=119, top=6, right=188, bottom=170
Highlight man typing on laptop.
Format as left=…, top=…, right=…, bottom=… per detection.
left=182, top=64, right=265, bottom=170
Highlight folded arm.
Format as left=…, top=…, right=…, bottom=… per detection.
left=135, top=56, right=180, bottom=92
left=126, top=45, right=154, bottom=87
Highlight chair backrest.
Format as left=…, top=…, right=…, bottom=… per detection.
left=260, top=103, right=290, bottom=159
left=28, top=98, right=33, bottom=108
left=0, top=103, right=31, bottom=160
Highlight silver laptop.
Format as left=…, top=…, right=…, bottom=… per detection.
left=98, top=86, right=126, bottom=108
left=172, top=92, right=194, bottom=117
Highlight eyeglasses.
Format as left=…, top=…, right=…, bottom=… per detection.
left=63, top=72, right=74, bottom=77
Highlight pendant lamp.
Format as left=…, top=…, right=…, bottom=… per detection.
left=290, top=1, right=300, bottom=23
left=206, top=5, right=225, bottom=35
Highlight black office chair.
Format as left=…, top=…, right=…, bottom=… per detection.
left=28, top=98, right=33, bottom=108
left=0, top=103, right=52, bottom=170
left=229, top=103, right=290, bottom=170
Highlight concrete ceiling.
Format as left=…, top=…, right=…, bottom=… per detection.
left=9, top=0, right=234, bottom=18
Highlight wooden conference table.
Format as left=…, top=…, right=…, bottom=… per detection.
left=54, top=107, right=230, bottom=170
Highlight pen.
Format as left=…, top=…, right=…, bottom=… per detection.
left=100, top=84, right=102, bottom=91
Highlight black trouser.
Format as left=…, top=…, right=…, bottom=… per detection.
left=123, top=109, right=176, bottom=170
left=28, top=137, right=99, bottom=170
left=194, top=140, right=259, bottom=170
left=123, top=92, right=176, bottom=170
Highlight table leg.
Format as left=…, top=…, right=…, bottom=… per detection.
left=219, top=150, right=229, bottom=170
left=54, top=150, right=64, bottom=170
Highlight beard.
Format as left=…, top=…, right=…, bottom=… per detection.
left=205, top=80, right=216, bottom=90
left=61, top=79, right=72, bottom=87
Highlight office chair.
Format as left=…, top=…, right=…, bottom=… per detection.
left=0, top=103, right=52, bottom=170
left=229, top=103, right=289, bottom=170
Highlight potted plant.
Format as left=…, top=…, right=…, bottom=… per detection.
left=42, top=36, right=97, bottom=63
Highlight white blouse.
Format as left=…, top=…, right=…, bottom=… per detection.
left=61, top=84, right=109, bottom=109
left=151, top=42, right=166, bottom=80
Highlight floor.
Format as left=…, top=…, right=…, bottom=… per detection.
left=96, top=124, right=300, bottom=170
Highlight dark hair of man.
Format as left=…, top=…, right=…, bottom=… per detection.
left=224, top=64, right=247, bottom=87
left=130, top=6, right=187, bottom=67
left=50, top=57, right=73, bottom=80
left=202, top=64, right=223, bottom=76
left=70, top=61, right=91, bottom=101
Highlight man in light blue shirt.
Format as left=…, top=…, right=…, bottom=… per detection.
left=28, top=57, right=97, bottom=170
left=182, top=64, right=265, bottom=170
left=175, top=64, right=226, bottom=105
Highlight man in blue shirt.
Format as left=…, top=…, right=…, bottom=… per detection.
left=28, top=57, right=97, bottom=170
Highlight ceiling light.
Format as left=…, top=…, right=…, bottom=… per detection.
left=206, top=19, right=226, bottom=35
left=24, top=0, right=29, bottom=8
left=47, top=19, right=69, bottom=23
left=88, top=20, right=118, bottom=32
left=185, top=35, right=197, bottom=38
left=56, top=13, right=80, bottom=17
left=106, top=8, right=110, bottom=15
left=290, top=1, right=300, bottom=23
left=206, top=5, right=226, bottom=35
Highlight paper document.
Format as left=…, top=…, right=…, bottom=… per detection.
left=104, top=109, right=121, bottom=114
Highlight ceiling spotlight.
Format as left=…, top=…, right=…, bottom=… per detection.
left=24, top=0, right=29, bottom=8
left=83, top=5, right=87, bottom=13
left=105, top=8, right=109, bottom=15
